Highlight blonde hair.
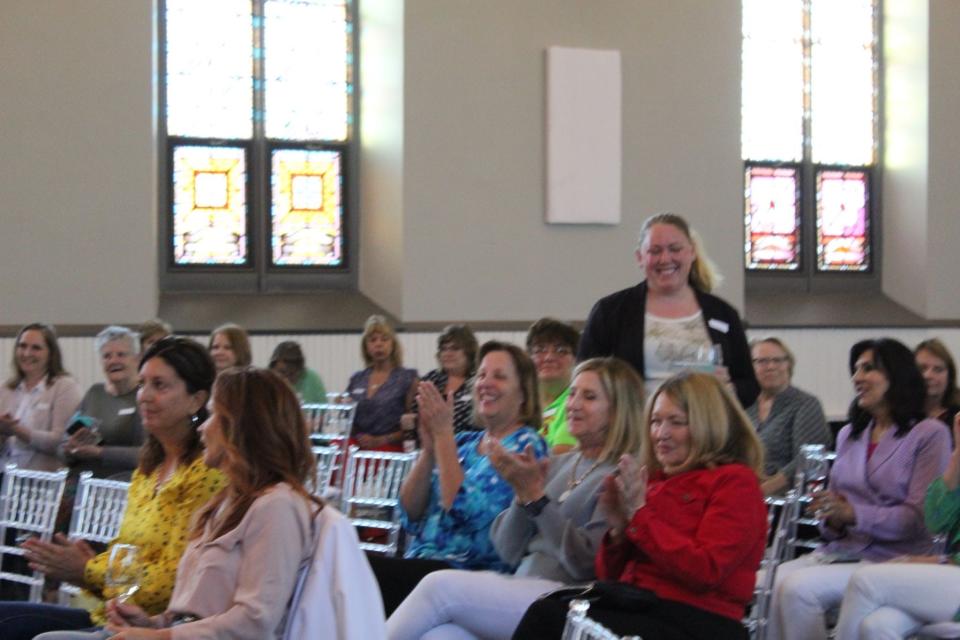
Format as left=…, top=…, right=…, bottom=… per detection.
left=638, top=212, right=721, bottom=293
left=641, top=372, right=763, bottom=475
left=750, top=336, right=796, bottom=377
left=361, top=315, right=403, bottom=368
left=572, top=358, right=645, bottom=464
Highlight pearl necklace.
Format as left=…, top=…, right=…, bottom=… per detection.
left=557, top=453, right=603, bottom=503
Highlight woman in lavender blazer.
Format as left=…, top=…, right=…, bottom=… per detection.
left=767, top=338, right=952, bottom=640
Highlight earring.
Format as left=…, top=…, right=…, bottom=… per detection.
left=191, top=413, right=200, bottom=427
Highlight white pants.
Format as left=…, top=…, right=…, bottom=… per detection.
left=766, top=553, right=863, bottom=640
left=834, top=563, right=960, bottom=640
left=386, top=569, right=563, bottom=640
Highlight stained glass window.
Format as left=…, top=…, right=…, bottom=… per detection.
left=271, top=149, right=343, bottom=266
left=816, top=169, right=870, bottom=271
left=162, top=0, right=354, bottom=280
left=810, top=0, right=877, bottom=165
left=172, top=145, right=248, bottom=265
left=165, top=0, right=254, bottom=139
left=264, top=0, right=352, bottom=141
left=742, top=0, right=877, bottom=274
left=744, top=166, right=800, bottom=270
left=741, top=0, right=805, bottom=162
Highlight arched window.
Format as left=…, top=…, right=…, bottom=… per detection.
left=159, top=0, right=355, bottom=291
left=742, top=0, right=878, bottom=277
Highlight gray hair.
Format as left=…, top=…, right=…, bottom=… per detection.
left=94, top=325, right=140, bottom=354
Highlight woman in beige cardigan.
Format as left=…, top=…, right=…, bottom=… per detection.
left=0, top=323, right=82, bottom=471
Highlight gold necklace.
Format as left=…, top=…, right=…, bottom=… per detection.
left=558, top=453, right=603, bottom=503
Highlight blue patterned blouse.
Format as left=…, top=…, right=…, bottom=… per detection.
left=401, top=427, right=548, bottom=571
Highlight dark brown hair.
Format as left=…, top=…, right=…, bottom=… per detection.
left=137, top=336, right=215, bottom=475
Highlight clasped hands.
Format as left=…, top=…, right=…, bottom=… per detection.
left=415, top=381, right=455, bottom=452
left=808, top=490, right=856, bottom=530
left=20, top=532, right=94, bottom=585
left=483, top=439, right=548, bottom=504
left=599, top=454, right=648, bottom=541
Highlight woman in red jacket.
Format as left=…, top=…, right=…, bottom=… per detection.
left=513, top=372, right=767, bottom=640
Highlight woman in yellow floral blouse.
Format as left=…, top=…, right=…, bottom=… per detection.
left=0, top=337, right=225, bottom=640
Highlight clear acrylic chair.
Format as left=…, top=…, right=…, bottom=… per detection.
left=339, top=446, right=417, bottom=556
left=302, top=400, right=356, bottom=444
left=0, top=464, right=70, bottom=602
left=309, top=445, right=343, bottom=501
left=57, top=472, right=130, bottom=605
left=748, top=490, right=802, bottom=640
left=561, top=599, right=642, bottom=640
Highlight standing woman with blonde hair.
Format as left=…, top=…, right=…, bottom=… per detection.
left=0, top=322, right=82, bottom=471
left=514, top=371, right=767, bottom=640
left=347, top=315, right=418, bottom=450
left=578, top=212, right=758, bottom=408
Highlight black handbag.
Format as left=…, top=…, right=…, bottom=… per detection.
left=538, top=580, right=659, bottom=611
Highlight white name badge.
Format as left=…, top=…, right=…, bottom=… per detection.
left=118, top=407, right=136, bottom=416
left=708, top=318, right=729, bottom=334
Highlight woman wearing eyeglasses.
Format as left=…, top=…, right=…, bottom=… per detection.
left=746, top=337, right=831, bottom=495
left=527, top=318, right=581, bottom=454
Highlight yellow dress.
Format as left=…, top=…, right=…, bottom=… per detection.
left=82, top=457, right=226, bottom=624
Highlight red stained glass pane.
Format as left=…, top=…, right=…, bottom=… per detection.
left=745, top=165, right=800, bottom=270
left=816, top=169, right=870, bottom=271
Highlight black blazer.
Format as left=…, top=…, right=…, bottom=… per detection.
left=578, top=281, right=759, bottom=408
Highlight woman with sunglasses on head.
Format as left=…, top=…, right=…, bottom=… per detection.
left=746, top=337, right=831, bottom=495
left=0, top=337, right=225, bottom=640
left=36, top=367, right=323, bottom=640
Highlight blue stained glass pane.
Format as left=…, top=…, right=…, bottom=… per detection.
left=264, top=0, right=350, bottom=141
left=165, top=0, right=254, bottom=139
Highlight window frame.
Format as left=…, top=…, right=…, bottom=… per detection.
left=743, top=0, right=882, bottom=291
left=157, top=0, right=359, bottom=293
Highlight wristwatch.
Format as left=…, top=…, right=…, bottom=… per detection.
left=520, top=495, right=550, bottom=517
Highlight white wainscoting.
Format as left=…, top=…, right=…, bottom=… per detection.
left=2, top=328, right=958, bottom=421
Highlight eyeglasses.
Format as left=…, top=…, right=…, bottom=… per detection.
left=752, top=357, right=789, bottom=366
left=530, top=345, right=574, bottom=357
left=438, top=344, right=463, bottom=353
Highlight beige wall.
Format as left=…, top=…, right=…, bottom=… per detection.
left=926, top=0, right=960, bottom=319
left=883, top=0, right=960, bottom=320
left=0, top=0, right=956, bottom=329
left=0, top=0, right=157, bottom=325
left=395, top=0, right=744, bottom=322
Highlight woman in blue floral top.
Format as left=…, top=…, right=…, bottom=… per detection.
left=369, top=341, right=547, bottom=614
left=835, top=415, right=960, bottom=638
